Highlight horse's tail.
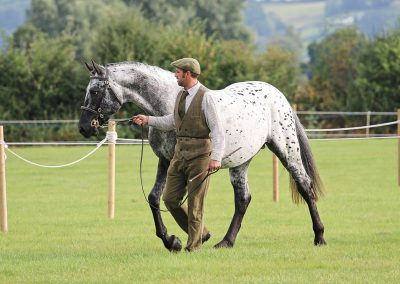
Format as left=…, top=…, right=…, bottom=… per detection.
left=290, top=114, right=325, bottom=204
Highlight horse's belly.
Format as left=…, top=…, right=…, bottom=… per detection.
left=220, top=103, right=269, bottom=168
left=212, top=81, right=288, bottom=168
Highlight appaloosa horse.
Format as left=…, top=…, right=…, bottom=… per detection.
left=79, top=60, right=326, bottom=251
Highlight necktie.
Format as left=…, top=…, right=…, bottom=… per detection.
left=178, top=90, right=189, bottom=118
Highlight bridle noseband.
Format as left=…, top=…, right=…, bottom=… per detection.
left=80, top=75, right=121, bottom=129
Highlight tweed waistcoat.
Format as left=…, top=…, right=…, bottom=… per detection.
left=173, top=86, right=211, bottom=160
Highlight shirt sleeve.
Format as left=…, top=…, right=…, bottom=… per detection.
left=203, top=92, right=225, bottom=161
left=148, top=114, right=175, bottom=131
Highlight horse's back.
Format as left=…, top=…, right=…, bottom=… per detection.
left=211, top=81, right=293, bottom=168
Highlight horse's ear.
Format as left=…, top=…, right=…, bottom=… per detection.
left=84, top=61, right=94, bottom=72
left=91, top=59, right=105, bottom=76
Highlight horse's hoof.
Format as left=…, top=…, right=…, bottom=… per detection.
left=169, top=235, right=182, bottom=252
left=214, top=238, right=234, bottom=249
left=202, top=232, right=211, bottom=244
left=314, top=237, right=327, bottom=246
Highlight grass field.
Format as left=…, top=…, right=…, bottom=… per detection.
left=1, top=139, right=399, bottom=283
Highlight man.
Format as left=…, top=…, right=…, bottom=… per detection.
left=132, top=58, right=225, bottom=252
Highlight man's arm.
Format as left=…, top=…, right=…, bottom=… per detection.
left=132, top=114, right=175, bottom=131
left=203, top=92, right=225, bottom=171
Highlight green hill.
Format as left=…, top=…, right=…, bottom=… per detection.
left=245, top=0, right=400, bottom=54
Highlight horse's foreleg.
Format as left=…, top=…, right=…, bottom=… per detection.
left=214, top=161, right=252, bottom=249
left=148, top=158, right=182, bottom=252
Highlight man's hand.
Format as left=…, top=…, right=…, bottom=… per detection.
left=132, top=114, right=149, bottom=125
left=208, top=160, right=221, bottom=172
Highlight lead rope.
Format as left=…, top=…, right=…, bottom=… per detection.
left=138, top=125, right=216, bottom=213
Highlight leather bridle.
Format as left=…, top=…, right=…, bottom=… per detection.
left=80, top=75, right=122, bottom=128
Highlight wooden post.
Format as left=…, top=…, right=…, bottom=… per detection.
left=0, top=126, right=8, bottom=233
left=398, top=110, right=400, bottom=187
left=272, top=154, right=279, bottom=202
left=366, top=111, right=371, bottom=137
left=108, top=121, right=116, bottom=219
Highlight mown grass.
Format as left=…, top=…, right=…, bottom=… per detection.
left=1, top=139, right=399, bottom=283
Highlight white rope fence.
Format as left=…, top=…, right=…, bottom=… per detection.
left=1, top=131, right=143, bottom=168
left=305, top=120, right=399, bottom=132
left=1, top=116, right=400, bottom=232
left=4, top=138, right=107, bottom=168
left=0, top=122, right=148, bottom=226
left=0, top=119, right=398, bottom=167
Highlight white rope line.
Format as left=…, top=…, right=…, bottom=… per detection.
left=0, top=112, right=397, bottom=125
left=310, top=135, right=400, bottom=141
left=1, top=119, right=398, bottom=149
left=0, top=131, right=139, bottom=168
left=297, top=111, right=397, bottom=116
left=116, top=137, right=143, bottom=142
left=106, top=131, right=118, bottom=144
left=106, top=131, right=146, bottom=143
left=4, top=138, right=107, bottom=168
left=5, top=140, right=147, bottom=146
left=0, top=130, right=145, bottom=168
left=306, top=120, right=399, bottom=132
left=0, top=119, right=79, bottom=124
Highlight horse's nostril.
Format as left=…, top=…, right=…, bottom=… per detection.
left=79, top=127, right=86, bottom=136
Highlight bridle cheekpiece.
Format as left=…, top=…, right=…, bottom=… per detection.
left=80, top=74, right=121, bottom=129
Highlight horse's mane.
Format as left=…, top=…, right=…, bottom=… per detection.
left=105, top=61, right=174, bottom=80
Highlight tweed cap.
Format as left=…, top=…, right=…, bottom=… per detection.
left=171, top=58, right=201, bottom=75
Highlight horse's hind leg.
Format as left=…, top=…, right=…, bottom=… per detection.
left=266, top=140, right=326, bottom=245
left=148, top=157, right=182, bottom=252
left=294, top=179, right=326, bottom=245
left=214, top=160, right=252, bottom=249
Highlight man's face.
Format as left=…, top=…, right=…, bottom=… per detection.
left=175, top=68, right=188, bottom=87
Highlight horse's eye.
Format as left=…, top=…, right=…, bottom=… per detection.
left=90, top=90, right=98, bottom=95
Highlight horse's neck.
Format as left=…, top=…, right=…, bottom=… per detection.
left=109, top=63, right=180, bottom=116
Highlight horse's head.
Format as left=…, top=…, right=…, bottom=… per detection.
left=79, top=60, right=123, bottom=137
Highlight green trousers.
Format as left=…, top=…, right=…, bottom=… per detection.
left=162, top=153, right=210, bottom=251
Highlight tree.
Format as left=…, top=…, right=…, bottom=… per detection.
left=302, top=28, right=365, bottom=111
left=26, top=0, right=126, bottom=58
left=122, top=0, right=194, bottom=26
left=193, top=0, right=251, bottom=42
left=0, top=34, right=86, bottom=120
left=123, top=0, right=252, bottom=42
left=11, top=23, right=44, bottom=50
left=244, top=0, right=286, bottom=50
left=208, top=39, right=257, bottom=88
left=257, top=44, right=302, bottom=102
left=351, top=28, right=400, bottom=112
left=91, top=8, right=161, bottom=63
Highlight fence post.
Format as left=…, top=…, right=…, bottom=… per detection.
left=108, top=121, right=116, bottom=219
left=366, top=111, right=371, bottom=137
left=398, top=110, right=400, bottom=187
left=0, top=126, right=8, bottom=233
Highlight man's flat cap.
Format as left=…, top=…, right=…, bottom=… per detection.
left=171, top=58, right=201, bottom=75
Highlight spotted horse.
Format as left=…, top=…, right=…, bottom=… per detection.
left=79, top=60, right=327, bottom=251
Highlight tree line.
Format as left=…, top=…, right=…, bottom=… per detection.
left=0, top=0, right=399, bottom=140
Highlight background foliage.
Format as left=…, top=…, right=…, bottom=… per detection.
left=0, top=0, right=399, bottom=141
